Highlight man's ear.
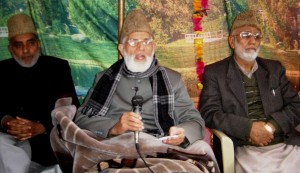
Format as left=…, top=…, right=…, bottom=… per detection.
left=8, top=45, right=11, bottom=52
left=37, top=39, right=41, bottom=48
left=153, top=41, right=157, bottom=50
left=118, top=44, right=124, bottom=57
left=228, top=36, right=234, bottom=49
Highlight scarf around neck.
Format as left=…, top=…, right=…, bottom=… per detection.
left=81, top=58, right=175, bottom=135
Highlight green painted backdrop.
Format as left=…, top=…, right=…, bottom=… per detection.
left=0, top=0, right=299, bottom=104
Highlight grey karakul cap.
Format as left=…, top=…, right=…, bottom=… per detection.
left=119, top=8, right=154, bottom=42
left=7, top=13, right=37, bottom=39
left=230, top=10, right=261, bottom=33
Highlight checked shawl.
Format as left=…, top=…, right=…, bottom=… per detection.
left=81, top=58, right=175, bottom=135
left=50, top=97, right=217, bottom=173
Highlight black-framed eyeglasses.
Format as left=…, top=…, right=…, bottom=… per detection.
left=126, top=38, right=154, bottom=47
left=233, top=31, right=262, bottom=41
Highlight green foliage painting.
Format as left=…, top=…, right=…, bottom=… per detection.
left=0, top=0, right=299, bottom=103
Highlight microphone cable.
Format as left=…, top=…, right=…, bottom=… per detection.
left=134, top=135, right=154, bottom=173
left=131, top=92, right=154, bottom=173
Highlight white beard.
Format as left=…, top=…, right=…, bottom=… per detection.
left=234, top=40, right=259, bottom=62
left=123, top=50, right=154, bottom=73
left=13, top=50, right=40, bottom=68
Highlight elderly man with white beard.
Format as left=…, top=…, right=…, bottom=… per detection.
left=199, top=10, right=300, bottom=173
left=74, top=8, right=208, bottom=149
left=48, top=6, right=221, bottom=172
left=70, top=8, right=222, bottom=172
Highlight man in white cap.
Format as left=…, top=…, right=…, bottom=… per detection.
left=0, top=13, right=80, bottom=173
left=200, top=10, right=300, bottom=173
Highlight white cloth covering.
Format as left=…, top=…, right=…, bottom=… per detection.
left=0, top=132, right=31, bottom=173
left=235, top=143, right=300, bottom=173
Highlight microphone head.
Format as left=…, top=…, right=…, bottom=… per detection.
left=131, top=95, right=144, bottom=106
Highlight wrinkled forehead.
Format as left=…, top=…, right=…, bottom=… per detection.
left=9, top=33, right=38, bottom=43
left=231, top=25, right=261, bottom=35
left=127, top=32, right=153, bottom=40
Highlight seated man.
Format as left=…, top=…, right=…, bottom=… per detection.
left=0, top=13, right=80, bottom=173
left=199, top=10, right=300, bottom=173
left=51, top=8, right=219, bottom=173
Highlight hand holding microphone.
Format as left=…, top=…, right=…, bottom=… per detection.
left=108, top=95, right=144, bottom=137
left=131, top=95, right=153, bottom=173
left=131, top=95, right=144, bottom=144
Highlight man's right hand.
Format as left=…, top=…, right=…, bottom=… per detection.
left=249, top=121, right=275, bottom=146
left=5, top=116, right=46, bottom=140
left=109, top=112, right=144, bottom=136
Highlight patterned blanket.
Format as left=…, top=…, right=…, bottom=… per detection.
left=50, top=98, right=219, bottom=173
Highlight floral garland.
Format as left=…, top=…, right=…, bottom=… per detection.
left=193, top=0, right=208, bottom=90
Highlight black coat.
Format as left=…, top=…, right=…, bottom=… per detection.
left=200, top=56, right=300, bottom=148
left=0, top=55, right=80, bottom=166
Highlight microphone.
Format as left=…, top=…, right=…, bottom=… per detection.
left=131, top=95, right=144, bottom=144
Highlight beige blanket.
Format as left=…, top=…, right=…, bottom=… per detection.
left=50, top=98, right=218, bottom=173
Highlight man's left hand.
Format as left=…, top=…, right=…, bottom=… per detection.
left=162, top=126, right=185, bottom=146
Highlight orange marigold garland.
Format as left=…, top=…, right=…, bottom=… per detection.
left=193, top=0, right=208, bottom=90
left=193, top=0, right=211, bottom=147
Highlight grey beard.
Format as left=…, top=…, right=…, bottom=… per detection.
left=12, top=50, right=40, bottom=68
left=234, top=41, right=259, bottom=62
